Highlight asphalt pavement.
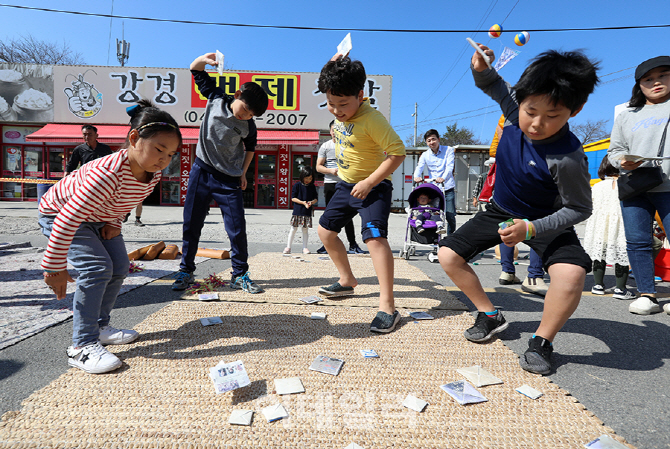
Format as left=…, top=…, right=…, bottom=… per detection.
left=0, top=202, right=669, bottom=449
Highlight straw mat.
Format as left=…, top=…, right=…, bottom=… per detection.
left=181, top=252, right=468, bottom=311
left=0, top=256, right=632, bottom=448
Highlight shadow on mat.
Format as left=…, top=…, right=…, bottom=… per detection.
left=112, top=310, right=461, bottom=362
left=248, top=275, right=462, bottom=305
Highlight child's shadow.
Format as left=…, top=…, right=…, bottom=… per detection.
left=113, top=312, right=379, bottom=361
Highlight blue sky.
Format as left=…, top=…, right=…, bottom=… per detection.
left=1, top=0, right=669, bottom=143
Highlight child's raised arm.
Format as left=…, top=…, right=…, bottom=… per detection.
left=190, top=53, right=218, bottom=71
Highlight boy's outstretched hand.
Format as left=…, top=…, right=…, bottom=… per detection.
left=471, top=43, right=495, bottom=72
left=498, top=219, right=528, bottom=246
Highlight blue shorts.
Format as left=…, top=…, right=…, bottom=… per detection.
left=319, top=180, right=393, bottom=242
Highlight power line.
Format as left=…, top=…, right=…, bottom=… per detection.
left=395, top=105, right=499, bottom=131
left=420, top=0, right=520, bottom=121
left=1, top=4, right=669, bottom=33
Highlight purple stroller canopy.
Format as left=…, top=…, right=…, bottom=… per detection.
left=407, top=183, right=445, bottom=210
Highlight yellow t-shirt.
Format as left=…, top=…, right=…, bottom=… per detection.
left=333, top=100, right=406, bottom=183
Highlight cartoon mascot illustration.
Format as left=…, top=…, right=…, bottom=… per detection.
left=64, top=71, right=102, bottom=118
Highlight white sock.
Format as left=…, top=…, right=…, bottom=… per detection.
left=287, top=226, right=298, bottom=248
left=302, top=227, right=309, bottom=250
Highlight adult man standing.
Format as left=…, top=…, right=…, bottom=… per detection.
left=315, top=120, right=363, bottom=254
left=413, top=129, right=456, bottom=234
left=66, top=125, right=146, bottom=226
left=65, top=125, right=113, bottom=174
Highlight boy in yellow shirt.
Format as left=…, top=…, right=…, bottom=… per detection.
left=316, top=55, right=406, bottom=333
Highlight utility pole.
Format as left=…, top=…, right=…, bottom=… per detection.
left=116, top=22, right=130, bottom=67
left=411, top=102, right=418, bottom=147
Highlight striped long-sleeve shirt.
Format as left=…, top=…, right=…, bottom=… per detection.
left=39, top=148, right=161, bottom=271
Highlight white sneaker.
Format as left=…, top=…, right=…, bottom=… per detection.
left=499, top=272, right=521, bottom=285
left=99, top=325, right=139, bottom=345
left=629, top=296, right=661, bottom=315
left=521, top=277, right=548, bottom=297
left=664, top=303, right=670, bottom=315
left=67, top=342, right=122, bottom=374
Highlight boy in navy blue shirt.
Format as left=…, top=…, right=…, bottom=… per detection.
left=172, top=52, right=268, bottom=294
left=438, top=46, right=599, bottom=374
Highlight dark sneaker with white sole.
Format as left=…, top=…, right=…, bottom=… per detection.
left=519, top=336, right=553, bottom=375
left=370, top=310, right=401, bottom=333
left=612, top=288, right=635, bottom=300
left=591, top=284, right=605, bottom=295
left=348, top=243, right=365, bottom=254
left=318, top=282, right=355, bottom=297
left=463, top=311, right=508, bottom=342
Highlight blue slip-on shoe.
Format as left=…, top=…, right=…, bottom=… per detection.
left=318, top=282, right=354, bottom=297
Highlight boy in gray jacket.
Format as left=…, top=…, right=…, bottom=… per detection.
left=172, top=52, right=268, bottom=293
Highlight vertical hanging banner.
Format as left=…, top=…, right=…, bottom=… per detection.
left=277, top=144, right=290, bottom=208
left=179, top=145, right=191, bottom=205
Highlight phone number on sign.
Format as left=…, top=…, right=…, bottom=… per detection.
left=183, top=111, right=308, bottom=126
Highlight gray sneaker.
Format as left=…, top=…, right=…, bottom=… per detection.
left=231, top=272, right=264, bottom=294
left=171, top=270, right=195, bottom=291
left=464, top=311, right=508, bottom=342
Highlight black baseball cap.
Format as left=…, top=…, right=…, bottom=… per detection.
left=635, top=56, right=670, bottom=81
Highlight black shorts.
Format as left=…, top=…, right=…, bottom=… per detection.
left=319, top=180, right=392, bottom=242
left=438, top=201, right=591, bottom=273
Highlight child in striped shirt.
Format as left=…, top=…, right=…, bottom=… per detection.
left=39, top=99, right=182, bottom=374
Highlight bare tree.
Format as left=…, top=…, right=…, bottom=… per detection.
left=572, top=119, right=610, bottom=145
left=440, top=122, right=486, bottom=147
left=0, top=34, right=84, bottom=65
left=404, top=134, right=421, bottom=147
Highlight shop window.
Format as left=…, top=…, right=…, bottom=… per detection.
left=161, top=181, right=181, bottom=205
left=2, top=146, right=21, bottom=175
left=48, top=148, right=65, bottom=178
left=256, top=154, right=276, bottom=208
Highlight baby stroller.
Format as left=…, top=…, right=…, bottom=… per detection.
left=398, top=181, right=446, bottom=263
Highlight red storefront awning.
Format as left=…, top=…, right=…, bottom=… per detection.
left=25, top=124, right=320, bottom=146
